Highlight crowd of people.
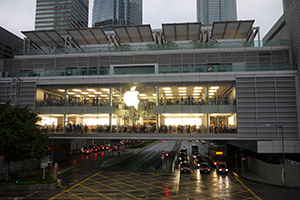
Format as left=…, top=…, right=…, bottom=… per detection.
left=38, top=93, right=235, bottom=107
left=43, top=123, right=236, bottom=134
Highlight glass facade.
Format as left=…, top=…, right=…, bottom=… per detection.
left=92, top=0, right=142, bottom=31
left=35, top=0, right=88, bottom=34
left=197, top=0, right=237, bottom=25
left=36, top=83, right=237, bottom=134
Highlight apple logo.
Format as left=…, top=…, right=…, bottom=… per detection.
left=124, top=86, right=139, bottom=109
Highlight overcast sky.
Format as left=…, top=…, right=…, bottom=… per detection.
left=0, top=0, right=283, bottom=39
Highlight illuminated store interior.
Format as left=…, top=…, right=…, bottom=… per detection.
left=36, top=83, right=237, bottom=134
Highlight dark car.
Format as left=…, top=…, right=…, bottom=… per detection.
left=82, top=147, right=91, bottom=154
left=92, top=146, right=98, bottom=152
left=179, top=156, right=188, bottom=164
left=216, top=163, right=228, bottom=173
left=180, top=162, right=191, bottom=173
left=199, top=162, right=210, bottom=174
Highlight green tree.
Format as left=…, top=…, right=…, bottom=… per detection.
left=0, top=101, right=48, bottom=179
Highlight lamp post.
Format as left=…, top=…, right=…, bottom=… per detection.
left=265, top=124, right=286, bottom=186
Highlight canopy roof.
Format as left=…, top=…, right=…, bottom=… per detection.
left=22, top=20, right=256, bottom=48
left=162, top=23, right=202, bottom=41
left=21, top=30, right=65, bottom=47
left=211, top=20, right=255, bottom=39
left=113, top=25, right=153, bottom=43
left=66, top=28, right=108, bottom=46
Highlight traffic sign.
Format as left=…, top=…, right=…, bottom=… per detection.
left=161, top=150, right=165, bottom=154
left=54, top=163, right=58, bottom=169
left=161, top=155, right=165, bottom=160
left=242, top=157, right=246, bottom=161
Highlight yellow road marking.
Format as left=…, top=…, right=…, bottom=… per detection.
left=66, top=190, right=84, bottom=200
left=111, top=172, right=194, bottom=199
left=80, top=183, right=112, bottom=200
left=50, top=173, right=99, bottom=200
left=96, top=173, right=149, bottom=194
left=234, top=175, right=262, bottom=200
left=90, top=177, right=141, bottom=200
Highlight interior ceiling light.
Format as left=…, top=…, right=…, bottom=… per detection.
left=68, top=92, right=75, bottom=94
left=114, top=94, right=119, bottom=97
left=153, top=94, right=157, bottom=96
left=210, top=86, right=219, bottom=89
left=101, top=95, right=108, bottom=97
left=73, top=89, right=82, bottom=92
left=58, top=89, right=65, bottom=92
left=177, top=114, right=188, bottom=116
left=139, top=94, right=146, bottom=96
left=179, top=91, right=186, bottom=93
left=209, top=90, right=217, bottom=92
left=87, top=89, right=96, bottom=92
left=209, top=93, right=214, bottom=95
left=81, top=92, right=88, bottom=94
left=101, top=88, right=110, bottom=91
left=193, top=90, right=201, bottom=93
left=162, top=87, right=171, bottom=90
left=193, top=93, right=200, bottom=96
left=178, top=87, right=187, bottom=90
left=164, top=91, right=172, bottom=93
left=165, top=94, right=173, bottom=96
left=88, top=95, right=95, bottom=97
left=179, top=94, right=186, bottom=96
left=194, top=87, right=203, bottom=89
left=75, top=95, right=80, bottom=97
left=94, top=92, right=102, bottom=94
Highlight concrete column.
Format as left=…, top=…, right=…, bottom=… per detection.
left=207, top=114, right=210, bottom=134
left=109, top=88, right=112, bottom=132
left=156, top=87, right=160, bottom=133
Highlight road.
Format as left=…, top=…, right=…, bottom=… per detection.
left=1, top=140, right=300, bottom=200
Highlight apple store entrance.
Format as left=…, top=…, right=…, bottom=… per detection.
left=35, top=83, right=236, bottom=134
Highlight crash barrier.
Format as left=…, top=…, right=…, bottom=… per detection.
left=247, top=157, right=300, bottom=188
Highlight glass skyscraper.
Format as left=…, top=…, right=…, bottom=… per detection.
left=197, top=0, right=237, bottom=25
left=92, top=0, right=142, bottom=31
left=35, top=0, right=89, bottom=34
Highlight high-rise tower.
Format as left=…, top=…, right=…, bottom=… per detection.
left=92, top=0, right=142, bottom=31
left=197, top=0, right=237, bottom=25
left=35, top=0, right=89, bottom=34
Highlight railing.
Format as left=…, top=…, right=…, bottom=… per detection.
left=2, top=64, right=295, bottom=78
left=15, top=40, right=290, bottom=56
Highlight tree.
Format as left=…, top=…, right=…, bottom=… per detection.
left=0, top=101, right=49, bottom=180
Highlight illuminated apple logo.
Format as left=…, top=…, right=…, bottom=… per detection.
left=124, top=86, right=139, bottom=109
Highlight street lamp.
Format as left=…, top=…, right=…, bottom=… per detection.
left=265, top=124, right=285, bottom=186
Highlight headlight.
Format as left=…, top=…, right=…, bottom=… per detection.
left=197, top=164, right=200, bottom=166
left=219, top=169, right=222, bottom=171
left=226, top=169, right=228, bottom=171
left=208, top=169, right=210, bottom=171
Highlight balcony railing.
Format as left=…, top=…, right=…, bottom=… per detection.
left=14, top=40, right=290, bottom=56
left=2, top=64, right=294, bottom=78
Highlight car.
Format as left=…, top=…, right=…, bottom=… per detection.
left=179, top=152, right=187, bottom=159
left=199, top=162, right=210, bottom=174
left=82, top=147, right=91, bottom=154
left=179, top=156, right=188, bottom=164
left=91, top=146, right=98, bottom=152
left=180, top=147, right=187, bottom=154
left=200, top=139, right=206, bottom=144
left=180, top=162, right=191, bottom=173
left=193, top=152, right=199, bottom=158
left=216, top=163, right=228, bottom=173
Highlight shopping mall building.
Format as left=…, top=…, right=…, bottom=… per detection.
left=0, top=21, right=299, bottom=154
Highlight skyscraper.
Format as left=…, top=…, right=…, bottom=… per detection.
left=197, top=0, right=237, bottom=25
left=92, top=0, right=142, bottom=31
left=35, top=0, right=89, bottom=34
